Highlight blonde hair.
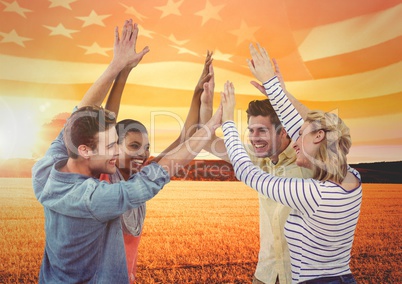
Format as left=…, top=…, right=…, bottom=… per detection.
left=305, top=110, right=351, bottom=184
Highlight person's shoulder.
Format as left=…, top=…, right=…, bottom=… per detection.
left=283, top=141, right=297, bottom=157
left=347, top=165, right=361, bottom=179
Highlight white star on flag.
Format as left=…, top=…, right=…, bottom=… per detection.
left=0, top=29, right=32, bottom=47
left=1, top=0, right=31, bottom=18
left=76, top=10, right=111, bottom=27
left=78, top=42, right=112, bottom=56
left=229, top=20, right=260, bottom=46
left=170, top=45, right=199, bottom=56
left=48, top=0, right=77, bottom=10
left=155, top=0, right=184, bottom=18
left=120, top=3, right=147, bottom=22
left=195, top=0, right=224, bottom=26
left=44, top=24, right=79, bottom=38
left=167, top=34, right=189, bottom=45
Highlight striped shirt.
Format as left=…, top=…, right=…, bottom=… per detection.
left=222, top=77, right=362, bottom=283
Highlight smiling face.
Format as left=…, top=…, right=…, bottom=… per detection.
left=247, top=115, right=285, bottom=160
left=117, top=131, right=150, bottom=175
left=87, top=126, right=119, bottom=177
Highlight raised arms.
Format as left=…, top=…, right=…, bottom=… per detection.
left=198, top=61, right=230, bottom=162
left=157, top=105, right=222, bottom=177
left=153, top=51, right=214, bottom=162
left=79, top=20, right=149, bottom=109
left=247, top=43, right=305, bottom=140
left=249, top=56, right=310, bottom=121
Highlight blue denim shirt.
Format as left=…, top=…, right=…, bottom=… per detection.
left=32, top=128, right=170, bottom=284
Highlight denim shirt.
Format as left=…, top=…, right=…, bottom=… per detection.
left=32, top=128, right=170, bottom=284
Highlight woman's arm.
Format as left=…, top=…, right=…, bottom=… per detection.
left=247, top=43, right=304, bottom=141
left=250, top=58, right=310, bottom=121
left=222, top=120, right=320, bottom=215
left=197, top=62, right=230, bottom=161
left=104, top=67, right=132, bottom=117
left=153, top=51, right=213, bottom=162
left=157, top=105, right=222, bottom=177
left=272, top=58, right=310, bottom=120
left=220, top=81, right=320, bottom=215
left=263, top=77, right=304, bottom=141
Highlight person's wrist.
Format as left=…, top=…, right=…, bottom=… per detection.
left=124, top=66, right=134, bottom=74
left=222, top=115, right=234, bottom=122
left=194, top=87, right=203, bottom=96
left=109, top=59, right=126, bottom=75
left=262, top=74, right=277, bottom=83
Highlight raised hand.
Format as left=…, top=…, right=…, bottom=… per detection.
left=272, top=58, right=288, bottom=93
left=250, top=53, right=310, bottom=120
left=249, top=58, right=287, bottom=97
left=112, top=19, right=150, bottom=71
left=153, top=51, right=214, bottom=162
left=250, top=80, right=267, bottom=96
left=247, top=43, right=275, bottom=83
left=220, top=81, right=235, bottom=122
left=205, top=104, right=222, bottom=134
left=195, top=50, right=214, bottom=95
left=79, top=19, right=149, bottom=108
left=199, top=61, right=215, bottom=130
left=200, top=63, right=215, bottom=103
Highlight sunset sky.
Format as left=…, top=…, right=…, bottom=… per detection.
left=1, top=0, right=401, bottom=163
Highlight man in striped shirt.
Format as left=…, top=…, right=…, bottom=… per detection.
left=199, top=69, right=311, bottom=284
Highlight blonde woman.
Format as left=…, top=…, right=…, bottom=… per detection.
left=219, top=43, right=361, bottom=284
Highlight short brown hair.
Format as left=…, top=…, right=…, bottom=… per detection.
left=246, top=99, right=283, bottom=134
left=63, top=106, right=116, bottom=159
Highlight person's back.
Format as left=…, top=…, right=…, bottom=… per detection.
left=283, top=172, right=361, bottom=281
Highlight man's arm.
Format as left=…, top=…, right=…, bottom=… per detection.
left=157, top=105, right=222, bottom=176
left=45, top=20, right=142, bottom=154
left=78, top=20, right=149, bottom=109
left=153, top=51, right=213, bottom=162
left=104, top=23, right=150, bottom=117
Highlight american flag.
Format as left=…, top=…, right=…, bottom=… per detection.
left=1, top=0, right=401, bottom=162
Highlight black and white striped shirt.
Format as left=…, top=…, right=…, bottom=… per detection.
left=222, top=77, right=362, bottom=283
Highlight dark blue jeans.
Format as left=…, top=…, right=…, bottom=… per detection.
left=298, top=274, right=356, bottom=284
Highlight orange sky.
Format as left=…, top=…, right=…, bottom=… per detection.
left=1, top=0, right=402, bottom=163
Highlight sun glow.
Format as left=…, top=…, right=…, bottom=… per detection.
left=0, top=98, right=40, bottom=160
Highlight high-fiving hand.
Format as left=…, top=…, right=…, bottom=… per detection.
left=247, top=43, right=275, bottom=83
left=196, top=51, right=214, bottom=95
left=113, top=19, right=150, bottom=70
left=250, top=58, right=288, bottom=96
left=220, top=81, right=235, bottom=123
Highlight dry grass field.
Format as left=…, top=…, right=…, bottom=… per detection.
left=0, top=178, right=401, bottom=283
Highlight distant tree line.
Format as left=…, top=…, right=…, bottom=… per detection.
left=1, top=159, right=401, bottom=183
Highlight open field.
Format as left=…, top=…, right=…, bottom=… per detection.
left=0, top=178, right=401, bottom=283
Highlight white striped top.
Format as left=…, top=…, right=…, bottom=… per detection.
left=222, top=77, right=362, bottom=283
